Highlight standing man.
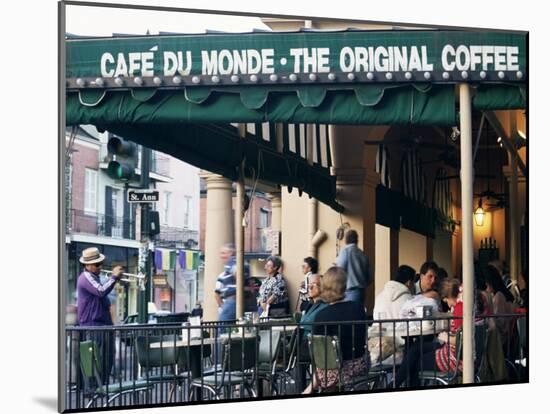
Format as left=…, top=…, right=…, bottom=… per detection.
left=335, top=229, right=372, bottom=305
left=215, top=243, right=255, bottom=322
left=77, top=247, right=124, bottom=384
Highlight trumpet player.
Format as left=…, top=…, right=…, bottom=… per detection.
left=76, top=247, right=124, bottom=384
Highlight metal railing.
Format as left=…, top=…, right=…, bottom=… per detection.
left=67, top=209, right=136, bottom=240
left=64, top=313, right=527, bottom=411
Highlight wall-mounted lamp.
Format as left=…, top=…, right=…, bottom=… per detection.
left=474, top=198, right=485, bottom=226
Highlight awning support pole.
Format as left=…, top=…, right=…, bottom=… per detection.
left=459, top=83, right=475, bottom=384
left=236, top=124, right=246, bottom=319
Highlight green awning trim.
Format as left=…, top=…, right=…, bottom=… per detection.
left=473, top=84, right=526, bottom=110
left=67, top=83, right=456, bottom=125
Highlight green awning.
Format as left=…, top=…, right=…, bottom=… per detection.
left=376, top=184, right=437, bottom=238
left=473, top=83, right=527, bottom=110
left=97, top=122, right=343, bottom=212
left=65, top=29, right=527, bottom=212
left=67, top=83, right=456, bottom=126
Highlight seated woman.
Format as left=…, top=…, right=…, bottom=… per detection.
left=303, top=267, right=368, bottom=393
left=484, top=265, right=515, bottom=348
left=300, top=273, right=329, bottom=336
left=394, top=278, right=464, bottom=388
left=257, top=255, right=289, bottom=317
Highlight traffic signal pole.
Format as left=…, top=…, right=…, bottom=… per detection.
left=137, top=146, right=152, bottom=324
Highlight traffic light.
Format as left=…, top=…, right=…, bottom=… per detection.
left=107, top=135, right=137, bottom=180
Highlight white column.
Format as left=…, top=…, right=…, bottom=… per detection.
left=268, top=192, right=282, bottom=255
left=200, top=172, right=234, bottom=321
left=236, top=125, right=246, bottom=319
left=308, top=198, right=318, bottom=257
left=459, top=83, right=475, bottom=384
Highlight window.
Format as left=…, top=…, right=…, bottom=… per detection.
left=183, top=196, right=192, bottom=228
left=84, top=168, right=97, bottom=214
left=162, top=191, right=171, bottom=224
left=259, top=208, right=270, bottom=229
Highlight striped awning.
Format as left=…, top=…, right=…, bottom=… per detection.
left=433, top=168, right=455, bottom=232
left=400, top=149, right=426, bottom=203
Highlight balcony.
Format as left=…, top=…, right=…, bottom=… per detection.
left=67, top=209, right=136, bottom=240
left=155, top=226, right=199, bottom=249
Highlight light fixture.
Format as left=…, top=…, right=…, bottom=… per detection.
left=474, top=199, right=485, bottom=226
left=366, top=72, right=374, bottom=80
left=328, top=73, right=336, bottom=81
left=517, top=130, right=526, bottom=139
left=385, top=73, right=393, bottom=80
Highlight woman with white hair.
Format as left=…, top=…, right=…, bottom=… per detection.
left=303, top=266, right=368, bottom=393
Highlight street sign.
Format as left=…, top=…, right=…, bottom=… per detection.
left=128, top=190, right=159, bottom=203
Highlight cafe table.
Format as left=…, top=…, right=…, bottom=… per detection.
left=150, top=331, right=257, bottom=400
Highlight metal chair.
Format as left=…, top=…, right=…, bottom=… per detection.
left=134, top=335, right=189, bottom=402
left=474, top=323, right=490, bottom=383
left=256, top=329, right=282, bottom=395
left=419, top=329, right=463, bottom=386
left=308, top=334, right=370, bottom=392
left=79, top=340, right=152, bottom=408
left=189, top=336, right=258, bottom=400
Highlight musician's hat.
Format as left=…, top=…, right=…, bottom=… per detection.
left=79, top=247, right=106, bottom=264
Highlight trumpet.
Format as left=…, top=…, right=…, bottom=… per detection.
left=101, top=269, right=145, bottom=283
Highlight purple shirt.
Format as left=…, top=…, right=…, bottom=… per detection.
left=77, top=270, right=117, bottom=326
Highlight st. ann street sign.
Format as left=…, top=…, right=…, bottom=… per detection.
left=127, top=190, right=159, bottom=203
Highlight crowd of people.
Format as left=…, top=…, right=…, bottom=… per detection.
left=208, top=228, right=527, bottom=392
left=75, top=229, right=527, bottom=392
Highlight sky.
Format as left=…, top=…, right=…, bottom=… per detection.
left=66, top=4, right=270, bottom=36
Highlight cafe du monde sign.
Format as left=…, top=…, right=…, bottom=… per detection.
left=66, top=30, right=526, bottom=88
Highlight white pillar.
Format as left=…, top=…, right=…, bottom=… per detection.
left=236, top=125, right=246, bottom=319
left=200, top=172, right=233, bottom=321
left=308, top=198, right=318, bottom=257
left=459, top=83, right=475, bottom=384
left=268, top=192, right=282, bottom=255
